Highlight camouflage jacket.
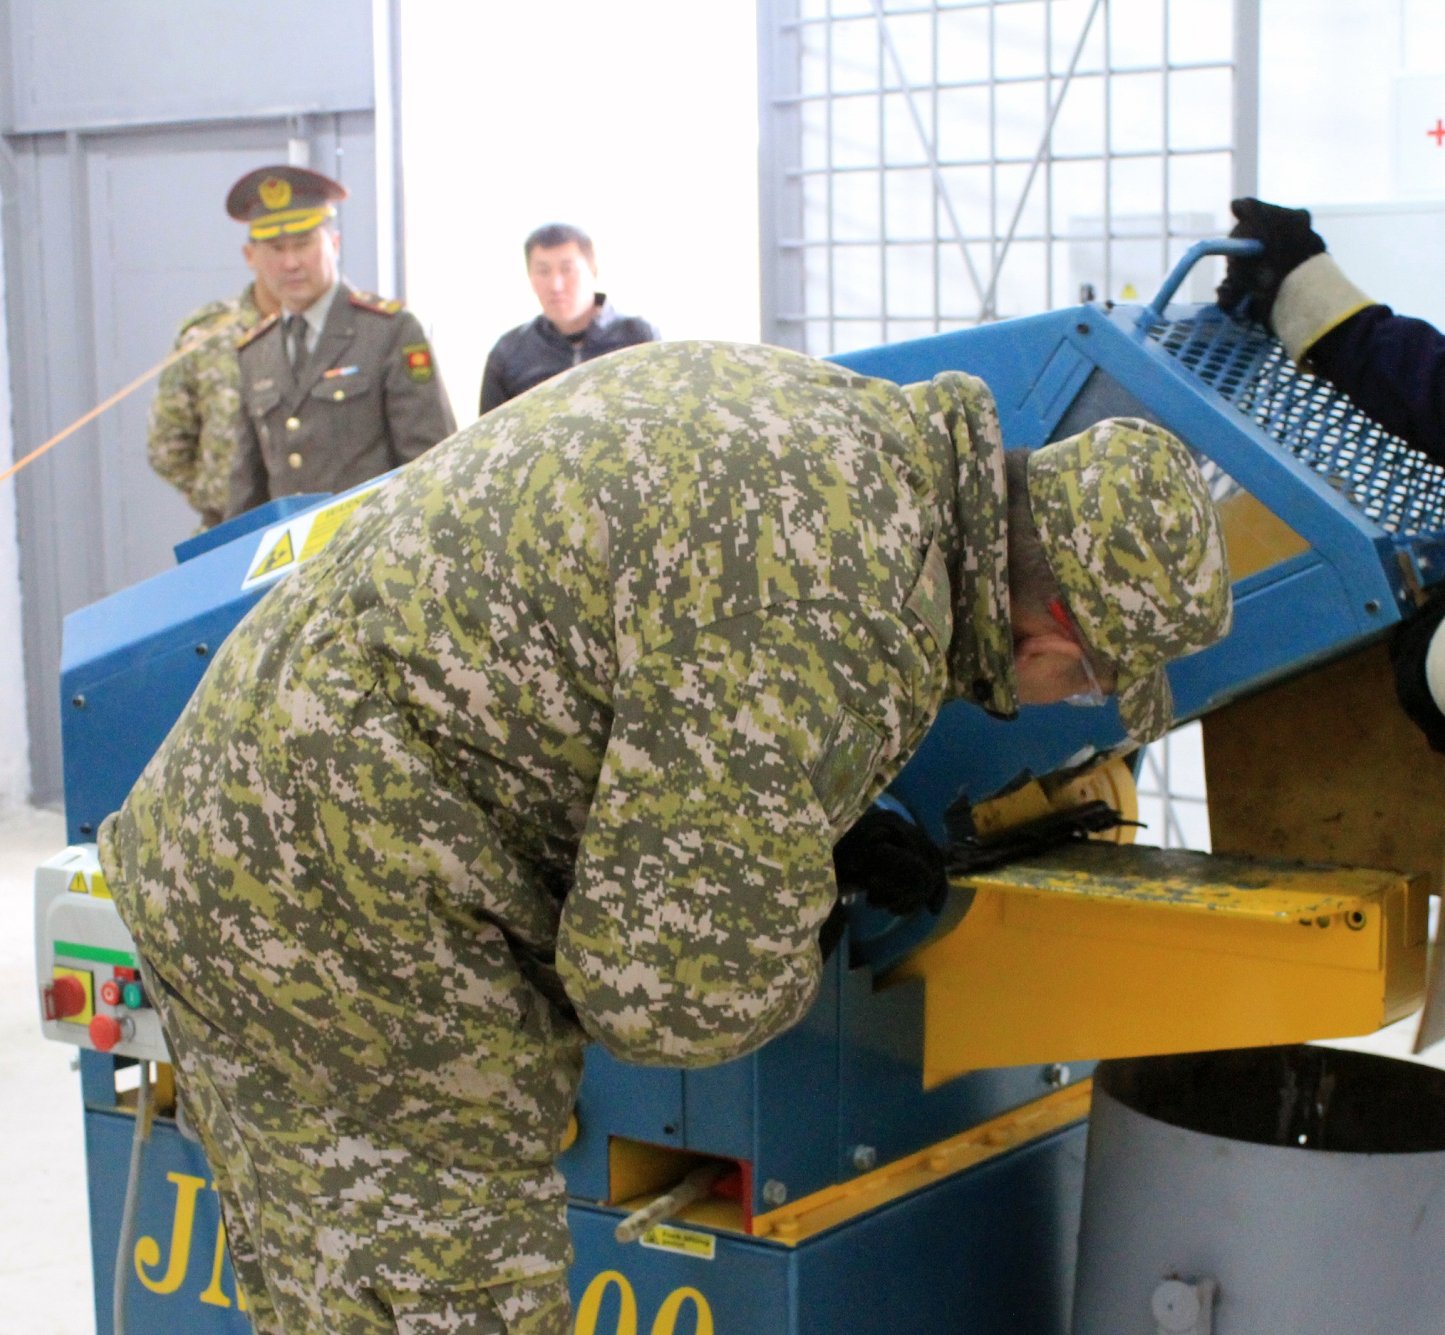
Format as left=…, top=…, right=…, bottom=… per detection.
left=147, top=285, right=266, bottom=529
left=100, top=340, right=1016, bottom=1282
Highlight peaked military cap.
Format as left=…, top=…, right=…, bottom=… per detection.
left=1027, top=418, right=1232, bottom=744
left=226, top=165, right=348, bottom=241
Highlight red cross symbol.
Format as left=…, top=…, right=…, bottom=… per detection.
left=1429, top=118, right=1445, bottom=147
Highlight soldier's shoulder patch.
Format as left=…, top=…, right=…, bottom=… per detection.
left=402, top=342, right=435, bottom=382
left=178, top=299, right=233, bottom=336
left=235, top=313, right=280, bottom=351
left=349, top=289, right=403, bottom=316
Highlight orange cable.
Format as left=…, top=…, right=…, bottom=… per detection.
left=0, top=324, right=229, bottom=486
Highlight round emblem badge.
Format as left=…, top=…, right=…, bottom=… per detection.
left=258, top=176, right=293, bottom=210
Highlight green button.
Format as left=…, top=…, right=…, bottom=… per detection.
left=122, top=982, right=145, bottom=1009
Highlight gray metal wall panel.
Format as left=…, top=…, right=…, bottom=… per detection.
left=3, top=2, right=392, bottom=804
left=8, top=138, right=103, bottom=804
left=758, top=0, right=804, bottom=351
left=79, top=119, right=381, bottom=594
left=5, top=0, right=375, bottom=133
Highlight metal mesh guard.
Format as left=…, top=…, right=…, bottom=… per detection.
left=1146, top=308, right=1445, bottom=537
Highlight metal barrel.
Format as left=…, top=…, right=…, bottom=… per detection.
left=1072, top=1044, right=1445, bottom=1334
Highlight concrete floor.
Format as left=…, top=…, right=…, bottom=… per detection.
left=1, top=805, right=94, bottom=1335
left=3, top=800, right=1443, bottom=1335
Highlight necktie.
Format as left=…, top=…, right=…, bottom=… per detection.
left=286, top=316, right=308, bottom=373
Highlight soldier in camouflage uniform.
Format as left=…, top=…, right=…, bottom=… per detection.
left=147, top=280, right=277, bottom=530
left=99, top=340, right=1231, bottom=1334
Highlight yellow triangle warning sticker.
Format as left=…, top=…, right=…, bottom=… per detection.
left=252, top=530, right=296, bottom=579
left=68, top=871, right=88, bottom=895
left=299, top=493, right=368, bottom=561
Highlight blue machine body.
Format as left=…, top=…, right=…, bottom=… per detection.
left=57, top=276, right=1445, bottom=1333
left=837, top=296, right=1444, bottom=841
left=79, top=1102, right=1084, bottom=1335
left=61, top=494, right=324, bottom=840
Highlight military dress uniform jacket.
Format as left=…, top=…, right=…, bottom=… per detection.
left=147, top=284, right=266, bottom=529
left=99, top=341, right=1019, bottom=1309
left=226, top=282, right=456, bottom=520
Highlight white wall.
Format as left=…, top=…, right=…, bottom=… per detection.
left=1257, top=0, right=1445, bottom=321
left=1258, top=0, right=1445, bottom=205
left=397, top=2, right=761, bottom=427
left=396, top=2, right=1445, bottom=415
left=0, top=199, right=31, bottom=809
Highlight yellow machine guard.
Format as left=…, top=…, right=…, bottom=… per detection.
left=888, top=842, right=1427, bottom=1087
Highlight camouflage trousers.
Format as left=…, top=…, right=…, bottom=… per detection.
left=140, top=959, right=574, bottom=1335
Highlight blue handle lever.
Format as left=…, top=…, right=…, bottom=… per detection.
left=1136, top=238, right=1265, bottom=330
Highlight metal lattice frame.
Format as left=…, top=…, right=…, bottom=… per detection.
left=759, top=0, right=1259, bottom=356
left=758, top=0, right=1261, bottom=849
left=1151, top=309, right=1445, bottom=536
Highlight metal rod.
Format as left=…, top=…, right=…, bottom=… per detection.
left=614, top=1163, right=729, bottom=1245
left=1162, top=0, right=1173, bottom=284
left=1143, top=743, right=1189, bottom=850
left=1135, top=237, right=1262, bottom=329
left=1231, top=0, right=1261, bottom=198
left=977, top=0, right=1106, bottom=321
left=826, top=7, right=836, bottom=352
left=869, top=0, right=988, bottom=308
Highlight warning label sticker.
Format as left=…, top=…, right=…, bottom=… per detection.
left=639, top=1225, right=716, bottom=1260
left=242, top=483, right=385, bottom=592
left=66, top=869, right=110, bottom=898
left=299, top=492, right=370, bottom=562
left=251, top=530, right=296, bottom=580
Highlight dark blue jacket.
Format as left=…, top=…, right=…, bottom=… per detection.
left=1310, top=304, right=1445, bottom=464
left=479, top=296, right=658, bottom=414
left=1314, top=304, right=1445, bottom=751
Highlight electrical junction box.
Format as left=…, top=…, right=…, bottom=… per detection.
left=35, top=844, right=169, bottom=1064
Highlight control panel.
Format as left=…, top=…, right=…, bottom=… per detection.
left=35, top=845, right=169, bottom=1062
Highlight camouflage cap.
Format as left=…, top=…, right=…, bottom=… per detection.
left=1027, top=418, right=1232, bottom=744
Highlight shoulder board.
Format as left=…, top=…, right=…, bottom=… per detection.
left=348, top=290, right=403, bottom=316
left=177, top=299, right=234, bottom=337
left=236, top=313, right=280, bottom=350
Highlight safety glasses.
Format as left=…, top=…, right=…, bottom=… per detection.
left=1046, top=598, right=1108, bottom=707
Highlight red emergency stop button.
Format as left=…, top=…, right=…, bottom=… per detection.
left=88, top=1014, right=133, bottom=1052
left=46, top=974, right=87, bottom=1020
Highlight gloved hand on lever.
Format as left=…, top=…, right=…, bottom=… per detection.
left=832, top=807, right=949, bottom=918
left=1215, top=197, right=1326, bottom=325
left=1216, top=197, right=1373, bottom=363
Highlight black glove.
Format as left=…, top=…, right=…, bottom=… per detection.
left=832, top=808, right=949, bottom=918
left=1216, top=197, right=1327, bottom=325
left=818, top=899, right=848, bottom=962
left=1392, top=587, right=1445, bottom=754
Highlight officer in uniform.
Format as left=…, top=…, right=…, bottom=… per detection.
left=101, top=340, right=1232, bottom=1334
left=224, top=164, right=455, bottom=520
